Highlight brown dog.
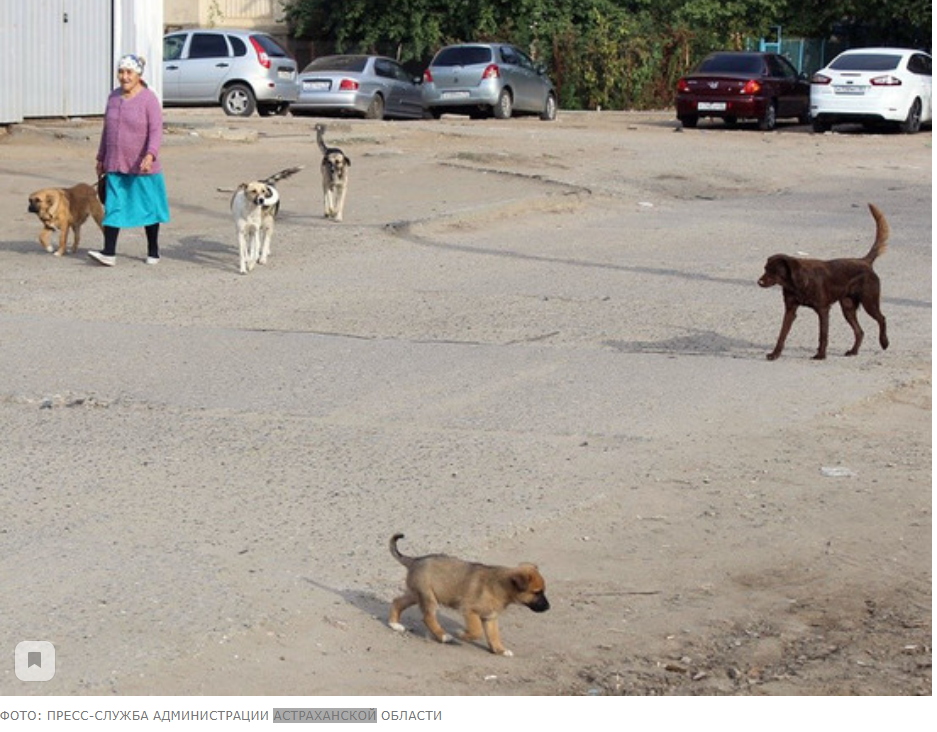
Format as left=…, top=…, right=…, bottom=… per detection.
left=758, top=203, right=889, bottom=360
left=387, top=533, right=549, bottom=656
left=27, top=183, right=105, bottom=256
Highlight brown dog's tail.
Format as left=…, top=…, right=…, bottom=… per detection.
left=389, top=533, right=414, bottom=568
left=863, top=203, right=889, bottom=263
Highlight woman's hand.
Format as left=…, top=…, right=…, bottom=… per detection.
left=140, top=153, right=155, bottom=174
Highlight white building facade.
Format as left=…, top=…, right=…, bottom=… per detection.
left=0, top=0, right=163, bottom=123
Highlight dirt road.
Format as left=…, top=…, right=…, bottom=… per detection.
left=0, top=110, right=930, bottom=696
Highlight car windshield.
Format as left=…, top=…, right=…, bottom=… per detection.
left=697, top=54, right=764, bottom=75
left=303, top=56, right=368, bottom=73
left=829, top=53, right=901, bottom=71
left=432, top=46, right=493, bottom=67
left=251, top=34, right=289, bottom=58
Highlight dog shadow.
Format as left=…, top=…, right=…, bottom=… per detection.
left=170, top=235, right=237, bottom=272
left=302, top=577, right=468, bottom=646
left=4, top=239, right=48, bottom=256
left=605, top=329, right=765, bottom=358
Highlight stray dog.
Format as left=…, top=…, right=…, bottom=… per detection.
left=316, top=124, right=350, bottom=221
left=27, top=183, right=104, bottom=256
left=387, top=533, right=549, bottom=656
left=230, top=166, right=303, bottom=274
left=758, top=203, right=889, bottom=360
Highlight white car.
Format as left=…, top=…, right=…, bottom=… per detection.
left=810, top=48, right=932, bottom=133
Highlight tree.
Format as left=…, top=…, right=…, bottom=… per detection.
left=280, top=0, right=932, bottom=109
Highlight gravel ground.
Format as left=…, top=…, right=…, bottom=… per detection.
left=0, top=109, right=930, bottom=697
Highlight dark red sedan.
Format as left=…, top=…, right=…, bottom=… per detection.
left=676, top=52, right=810, bottom=130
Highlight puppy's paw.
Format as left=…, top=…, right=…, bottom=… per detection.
left=53, top=250, right=63, bottom=257
left=388, top=622, right=406, bottom=633
left=440, top=633, right=455, bottom=644
left=499, top=649, right=514, bottom=657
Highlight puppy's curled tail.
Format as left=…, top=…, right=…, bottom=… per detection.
left=389, top=533, right=414, bottom=568
left=864, top=203, right=889, bottom=263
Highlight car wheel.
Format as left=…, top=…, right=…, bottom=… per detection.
left=899, top=98, right=922, bottom=134
left=678, top=115, right=698, bottom=129
left=812, top=118, right=831, bottom=133
left=540, top=93, right=557, bottom=121
left=365, top=94, right=385, bottom=120
left=493, top=89, right=513, bottom=119
left=222, top=84, right=256, bottom=117
left=758, top=100, right=777, bottom=131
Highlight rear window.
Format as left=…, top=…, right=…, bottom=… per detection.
left=189, top=33, right=229, bottom=59
left=697, top=54, right=764, bottom=75
left=830, top=53, right=901, bottom=71
left=228, top=36, right=247, bottom=57
left=432, top=46, right=493, bottom=67
left=250, top=34, right=289, bottom=58
left=303, top=56, right=368, bottom=73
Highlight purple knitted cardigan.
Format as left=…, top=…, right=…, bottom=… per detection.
left=97, top=86, right=163, bottom=175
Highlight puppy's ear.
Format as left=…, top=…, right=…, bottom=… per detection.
left=510, top=565, right=538, bottom=592
left=511, top=572, right=530, bottom=593
left=344, top=156, right=351, bottom=166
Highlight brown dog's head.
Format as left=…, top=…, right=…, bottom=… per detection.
left=758, top=254, right=796, bottom=289
left=323, top=151, right=350, bottom=184
left=28, top=189, right=59, bottom=218
left=511, top=564, right=550, bottom=613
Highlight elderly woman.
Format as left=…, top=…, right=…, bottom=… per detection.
left=89, top=54, right=169, bottom=266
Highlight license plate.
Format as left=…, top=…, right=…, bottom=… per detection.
left=834, top=85, right=866, bottom=95
left=697, top=101, right=727, bottom=111
left=303, top=80, right=330, bottom=91
left=441, top=90, right=470, bottom=100
left=278, top=70, right=294, bottom=80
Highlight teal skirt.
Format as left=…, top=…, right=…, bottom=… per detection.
left=103, top=172, right=170, bottom=228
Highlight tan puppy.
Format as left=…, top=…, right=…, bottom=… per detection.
left=388, top=533, right=549, bottom=656
left=27, top=183, right=104, bottom=256
left=315, top=124, right=350, bottom=221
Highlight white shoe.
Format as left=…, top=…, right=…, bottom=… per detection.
left=88, top=251, right=116, bottom=267
left=145, top=256, right=160, bottom=265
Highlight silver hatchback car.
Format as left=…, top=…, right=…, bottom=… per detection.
left=163, top=29, right=299, bottom=117
left=423, top=43, right=557, bottom=120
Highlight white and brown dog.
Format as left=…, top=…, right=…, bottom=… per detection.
left=230, top=166, right=303, bottom=274
left=316, top=124, right=350, bottom=221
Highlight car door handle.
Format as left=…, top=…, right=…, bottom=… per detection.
left=166, top=65, right=179, bottom=71
left=216, top=62, right=230, bottom=68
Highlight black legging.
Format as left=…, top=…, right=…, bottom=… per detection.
left=103, top=224, right=160, bottom=258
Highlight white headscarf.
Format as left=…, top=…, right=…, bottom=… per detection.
left=118, top=54, right=146, bottom=75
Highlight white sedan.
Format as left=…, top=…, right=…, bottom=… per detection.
left=810, top=48, right=932, bottom=133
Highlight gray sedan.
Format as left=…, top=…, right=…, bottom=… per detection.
left=292, top=55, right=425, bottom=120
